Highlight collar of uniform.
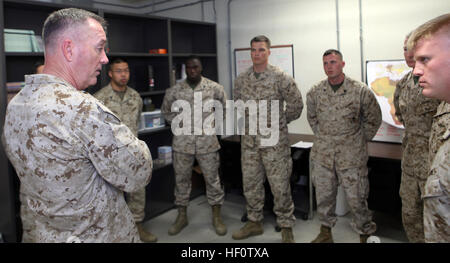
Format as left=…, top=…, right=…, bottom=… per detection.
left=248, top=63, right=275, bottom=80
left=182, top=76, right=204, bottom=91
left=325, top=75, right=348, bottom=95
left=25, top=74, right=75, bottom=90
left=106, top=83, right=131, bottom=100
left=405, top=70, right=420, bottom=88
left=434, top=101, right=450, bottom=117
left=433, top=101, right=450, bottom=140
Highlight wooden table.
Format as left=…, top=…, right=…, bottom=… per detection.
left=225, top=133, right=402, bottom=160
left=221, top=133, right=403, bottom=219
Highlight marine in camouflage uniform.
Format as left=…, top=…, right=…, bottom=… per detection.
left=233, top=64, right=303, bottom=231
left=162, top=76, right=226, bottom=207
left=94, top=58, right=157, bottom=243
left=232, top=36, right=302, bottom=243
left=406, top=13, right=450, bottom=243
left=393, top=70, right=440, bottom=242
left=161, top=56, right=227, bottom=236
left=2, top=74, right=152, bottom=242
left=95, top=83, right=145, bottom=222
left=424, top=101, right=450, bottom=243
left=307, top=49, right=381, bottom=242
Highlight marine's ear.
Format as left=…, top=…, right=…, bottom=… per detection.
left=61, top=38, right=74, bottom=62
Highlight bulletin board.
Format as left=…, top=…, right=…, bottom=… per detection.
left=234, top=44, right=294, bottom=78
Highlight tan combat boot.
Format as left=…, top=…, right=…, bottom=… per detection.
left=360, top=234, right=370, bottom=243
left=136, top=223, right=158, bottom=243
left=212, top=205, right=227, bottom=236
left=232, top=220, right=263, bottom=240
left=311, top=225, right=334, bottom=243
left=168, top=206, right=188, bottom=235
left=281, top=227, right=295, bottom=243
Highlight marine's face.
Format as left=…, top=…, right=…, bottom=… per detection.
left=403, top=37, right=415, bottom=68
left=185, top=58, right=202, bottom=83
left=413, top=29, right=450, bottom=100
left=73, top=18, right=108, bottom=90
left=323, top=53, right=345, bottom=79
left=109, top=62, right=130, bottom=88
left=250, top=41, right=270, bottom=66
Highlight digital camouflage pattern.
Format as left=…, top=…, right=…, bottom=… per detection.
left=94, top=83, right=143, bottom=136
left=310, top=160, right=376, bottom=235
left=399, top=174, right=426, bottom=242
left=393, top=71, right=440, bottom=242
left=94, top=84, right=146, bottom=223
left=307, top=75, right=381, bottom=236
left=394, top=71, right=440, bottom=179
left=162, top=77, right=225, bottom=207
left=173, top=151, right=223, bottom=206
left=424, top=101, right=450, bottom=243
left=234, top=64, right=303, bottom=149
left=241, top=143, right=295, bottom=228
left=234, top=64, right=303, bottom=228
left=306, top=75, right=382, bottom=170
left=2, top=74, right=152, bottom=242
left=429, top=102, right=450, bottom=163
left=162, top=77, right=226, bottom=154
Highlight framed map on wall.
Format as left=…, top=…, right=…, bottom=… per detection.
left=366, top=60, right=410, bottom=143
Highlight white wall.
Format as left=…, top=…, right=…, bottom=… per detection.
left=36, top=0, right=448, bottom=134
left=146, top=0, right=450, bottom=135
left=227, top=0, right=337, bottom=134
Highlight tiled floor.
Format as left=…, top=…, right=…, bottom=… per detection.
left=142, top=193, right=408, bottom=243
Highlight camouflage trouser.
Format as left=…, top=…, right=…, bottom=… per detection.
left=241, top=144, right=295, bottom=228
left=423, top=180, right=450, bottom=243
left=399, top=172, right=426, bottom=242
left=20, top=204, right=35, bottom=243
left=173, top=151, right=224, bottom=207
left=126, top=188, right=146, bottom=223
left=310, top=160, right=376, bottom=235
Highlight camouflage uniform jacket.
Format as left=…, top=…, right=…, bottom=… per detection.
left=161, top=76, right=226, bottom=154
left=426, top=133, right=449, bottom=198
left=393, top=71, right=440, bottom=179
left=233, top=64, right=303, bottom=148
left=1, top=75, right=153, bottom=242
left=429, top=102, right=450, bottom=164
left=427, top=101, right=450, bottom=196
left=94, top=83, right=143, bottom=136
left=307, top=75, right=382, bottom=170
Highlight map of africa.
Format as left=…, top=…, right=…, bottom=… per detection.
left=367, top=60, right=410, bottom=129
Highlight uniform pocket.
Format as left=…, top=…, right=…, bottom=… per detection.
left=423, top=177, right=444, bottom=199
left=97, top=104, right=121, bottom=124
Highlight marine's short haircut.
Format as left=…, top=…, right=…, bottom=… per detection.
left=323, top=49, right=343, bottom=60
left=407, top=13, right=450, bottom=51
left=42, top=8, right=107, bottom=48
left=250, top=35, right=271, bottom=49
left=108, top=58, right=128, bottom=71
left=185, top=55, right=202, bottom=66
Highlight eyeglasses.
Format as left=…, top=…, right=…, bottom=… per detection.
left=111, top=69, right=130, bottom=74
